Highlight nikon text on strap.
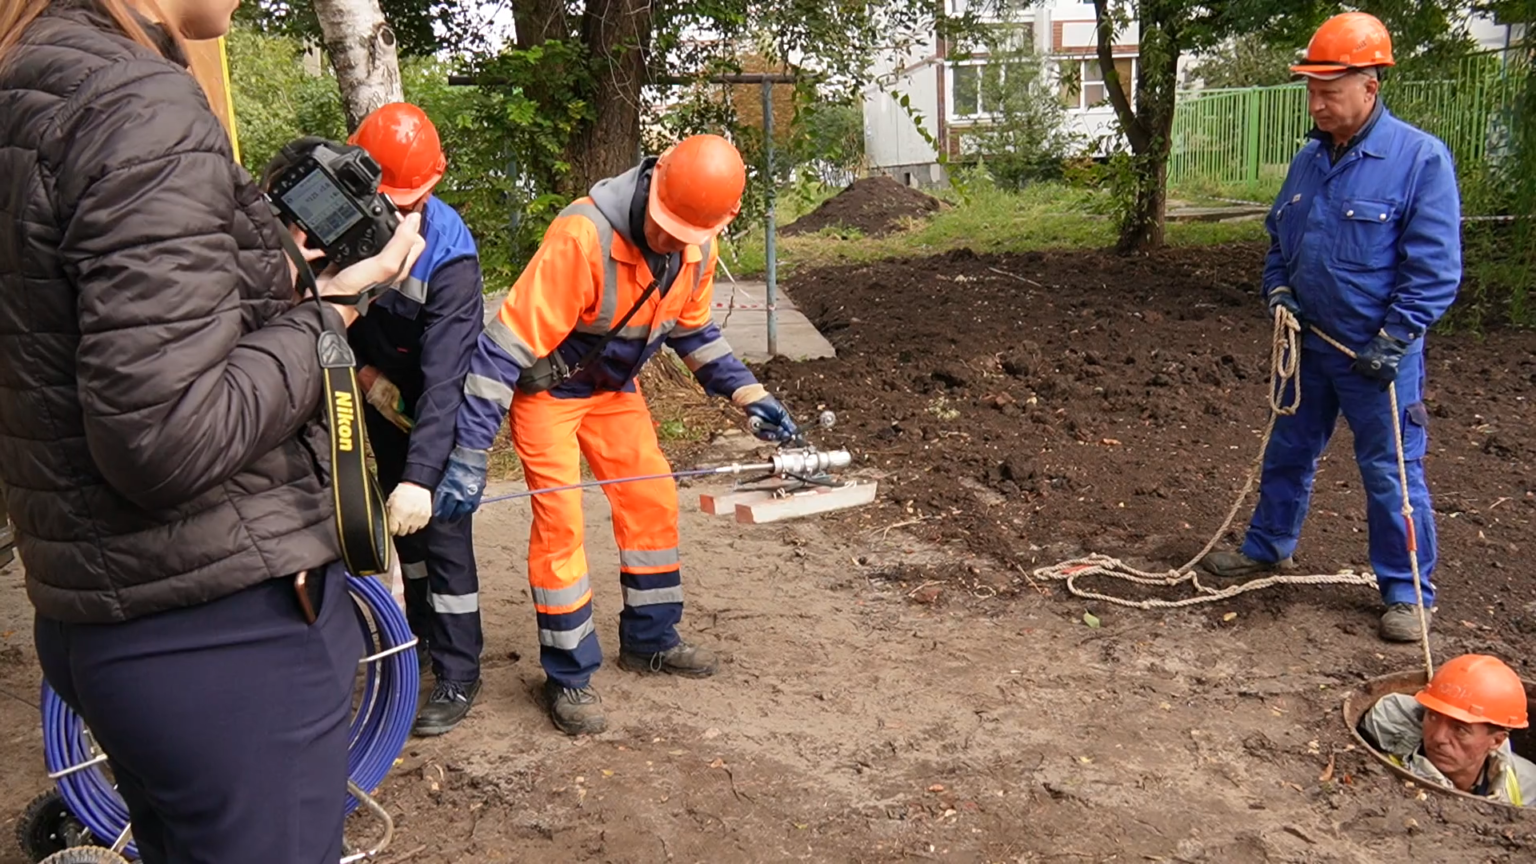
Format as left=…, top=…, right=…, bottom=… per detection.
left=277, top=229, right=393, bottom=576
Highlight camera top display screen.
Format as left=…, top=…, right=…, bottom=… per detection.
left=281, top=168, right=365, bottom=246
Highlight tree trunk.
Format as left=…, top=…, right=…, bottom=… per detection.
left=1094, top=0, right=1179, bottom=253
left=566, top=0, right=651, bottom=194
left=513, top=0, right=650, bottom=196
left=312, top=0, right=404, bottom=131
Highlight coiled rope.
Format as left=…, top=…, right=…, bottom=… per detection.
left=1033, top=305, right=1432, bottom=676
left=40, top=574, right=418, bottom=860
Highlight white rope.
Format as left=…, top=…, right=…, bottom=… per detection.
left=1033, top=305, right=1432, bottom=680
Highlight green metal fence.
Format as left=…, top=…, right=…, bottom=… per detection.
left=1168, top=52, right=1527, bottom=210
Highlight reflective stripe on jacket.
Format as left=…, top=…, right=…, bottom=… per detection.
left=455, top=168, right=759, bottom=452
left=1262, top=105, right=1462, bottom=354
left=347, top=196, right=483, bottom=489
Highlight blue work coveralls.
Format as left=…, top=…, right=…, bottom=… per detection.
left=1246, top=102, right=1461, bottom=607
left=349, top=195, right=486, bottom=683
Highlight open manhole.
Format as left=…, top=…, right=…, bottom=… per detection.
left=1342, top=669, right=1536, bottom=808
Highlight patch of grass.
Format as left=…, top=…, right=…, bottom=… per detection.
left=721, top=177, right=1267, bottom=278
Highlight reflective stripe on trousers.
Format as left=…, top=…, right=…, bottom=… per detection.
left=513, top=388, right=685, bottom=688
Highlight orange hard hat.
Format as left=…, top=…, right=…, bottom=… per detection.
left=1416, top=654, right=1530, bottom=730
left=1292, top=12, right=1395, bottom=80
left=648, top=134, right=746, bottom=246
left=348, top=102, right=447, bottom=206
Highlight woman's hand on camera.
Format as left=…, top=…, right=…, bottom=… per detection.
left=315, top=212, right=426, bottom=325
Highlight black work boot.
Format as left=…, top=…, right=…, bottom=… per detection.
left=618, top=640, right=719, bottom=678
left=1200, top=550, right=1298, bottom=579
left=543, top=679, right=606, bottom=736
left=414, top=678, right=480, bottom=737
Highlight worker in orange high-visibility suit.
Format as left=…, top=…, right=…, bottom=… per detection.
left=432, top=134, right=799, bottom=735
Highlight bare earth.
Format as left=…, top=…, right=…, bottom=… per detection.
left=0, top=441, right=1530, bottom=862
left=1, top=241, right=1533, bottom=862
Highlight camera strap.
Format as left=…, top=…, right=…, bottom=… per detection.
left=276, top=230, right=393, bottom=577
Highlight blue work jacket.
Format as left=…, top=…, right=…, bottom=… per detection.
left=347, top=195, right=484, bottom=489
left=1263, top=104, right=1462, bottom=354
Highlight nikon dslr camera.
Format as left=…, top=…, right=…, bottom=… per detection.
left=265, top=137, right=402, bottom=272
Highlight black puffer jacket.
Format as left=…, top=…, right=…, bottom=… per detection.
left=0, top=0, right=345, bottom=623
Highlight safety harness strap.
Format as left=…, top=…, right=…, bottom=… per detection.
left=278, top=229, right=393, bottom=577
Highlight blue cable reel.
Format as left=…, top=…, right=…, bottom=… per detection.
left=29, top=574, right=418, bottom=862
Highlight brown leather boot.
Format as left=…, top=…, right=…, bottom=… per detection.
left=618, top=640, right=719, bottom=678
left=543, top=679, right=606, bottom=736
left=1200, top=550, right=1298, bottom=579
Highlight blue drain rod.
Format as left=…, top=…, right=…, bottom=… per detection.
left=39, top=574, right=418, bottom=861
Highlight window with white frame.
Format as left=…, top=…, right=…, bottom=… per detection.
left=1059, top=56, right=1135, bottom=111
left=950, top=61, right=1012, bottom=119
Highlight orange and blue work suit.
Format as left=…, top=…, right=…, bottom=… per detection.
left=446, top=159, right=765, bottom=687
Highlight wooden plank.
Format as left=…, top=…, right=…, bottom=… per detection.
left=699, top=487, right=778, bottom=516
left=734, top=481, right=878, bottom=524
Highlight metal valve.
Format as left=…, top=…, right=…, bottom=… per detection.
left=770, top=448, right=852, bottom=476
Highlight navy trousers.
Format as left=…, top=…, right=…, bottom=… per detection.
left=366, top=408, right=483, bottom=683
left=1241, top=346, right=1438, bottom=606
left=35, top=562, right=362, bottom=864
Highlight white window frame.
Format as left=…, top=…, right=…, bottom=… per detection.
left=1060, top=55, right=1138, bottom=113
left=947, top=59, right=1009, bottom=122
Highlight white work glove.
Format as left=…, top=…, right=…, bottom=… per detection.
left=386, top=482, right=432, bottom=537
left=362, top=370, right=414, bottom=433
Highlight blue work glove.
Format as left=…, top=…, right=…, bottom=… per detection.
left=1267, top=286, right=1303, bottom=326
left=432, top=446, right=490, bottom=521
left=1352, top=330, right=1412, bottom=389
left=744, top=395, right=799, bottom=443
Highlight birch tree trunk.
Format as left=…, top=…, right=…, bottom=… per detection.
left=312, top=0, right=404, bottom=131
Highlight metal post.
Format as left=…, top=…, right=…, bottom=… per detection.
left=762, top=79, right=778, bottom=358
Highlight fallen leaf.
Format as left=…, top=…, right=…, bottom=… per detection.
left=1319, top=754, right=1335, bottom=783
left=1101, top=438, right=1122, bottom=446
left=709, top=758, right=726, bottom=769
left=928, top=784, right=946, bottom=793
left=601, top=769, right=615, bottom=778
left=1078, top=756, right=1094, bottom=764
left=1083, top=612, right=1101, bottom=629
left=1222, top=612, right=1238, bottom=622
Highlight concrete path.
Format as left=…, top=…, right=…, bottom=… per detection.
left=484, top=279, right=838, bottom=364
left=709, top=279, right=836, bottom=362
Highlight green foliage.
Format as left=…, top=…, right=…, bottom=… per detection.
left=232, top=0, right=473, bottom=57
left=958, top=36, right=1081, bottom=188
left=1186, top=34, right=1298, bottom=89
left=225, top=26, right=345, bottom=178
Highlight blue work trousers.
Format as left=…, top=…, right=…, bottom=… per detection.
left=1241, top=346, right=1437, bottom=606
left=367, top=408, right=483, bottom=684
left=35, top=562, right=361, bottom=864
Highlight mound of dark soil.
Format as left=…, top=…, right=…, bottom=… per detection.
left=782, top=175, right=942, bottom=237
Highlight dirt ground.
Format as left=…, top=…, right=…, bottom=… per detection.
left=1, top=241, right=1535, bottom=862
left=783, top=176, right=943, bottom=238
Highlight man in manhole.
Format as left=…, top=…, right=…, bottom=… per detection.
left=1199, top=11, right=1459, bottom=644
left=1358, top=655, right=1536, bottom=805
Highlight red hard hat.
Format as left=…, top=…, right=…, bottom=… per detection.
left=1416, top=654, right=1530, bottom=730
left=348, top=102, right=447, bottom=206
left=648, top=134, right=746, bottom=246
left=1292, top=12, right=1395, bottom=80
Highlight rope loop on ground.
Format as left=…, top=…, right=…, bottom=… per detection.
left=1033, top=305, right=1434, bottom=681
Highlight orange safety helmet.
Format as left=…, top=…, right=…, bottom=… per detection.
left=1292, top=12, right=1395, bottom=80
left=1416, top=654, right=1530, bottom=730
left=348, top=102, right=448, bottom=207
left=648, top=134, right=746, bottom=246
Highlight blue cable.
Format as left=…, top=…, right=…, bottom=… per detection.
left=39, top=574, right=418, bottom=861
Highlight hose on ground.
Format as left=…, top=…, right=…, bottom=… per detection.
left=40, top=574, right=417, bottom=860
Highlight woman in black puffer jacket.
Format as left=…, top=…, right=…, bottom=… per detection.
left=0, top=0, right=424, bottom=860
